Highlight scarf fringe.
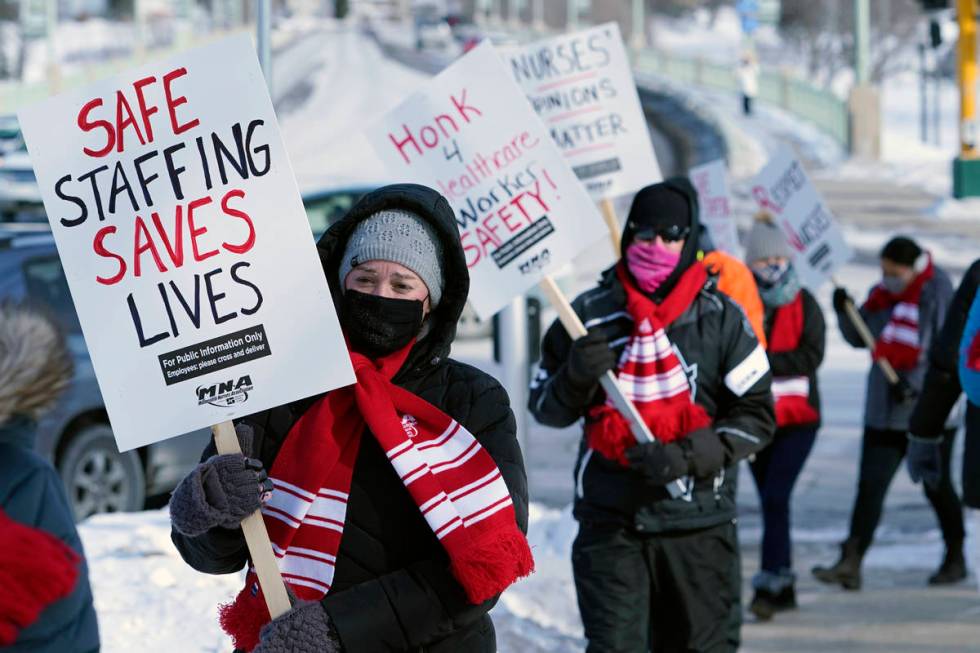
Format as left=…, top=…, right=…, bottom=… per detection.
left=0, top=510, right=80, bottom=646
left=587, top=402, right=712, bottom=464
left=450, top=527, right=535, bottom=605
left=218, top=584, right=269, bottom=653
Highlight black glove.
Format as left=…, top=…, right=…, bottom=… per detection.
left=254, top=601, right=343, bottom=653
left=907, top=434, right=943, bottom=490
left=890, top=377, right=919, bottom=404
left=832, top=287, right=853, bottom=314
left=625, top=441, right=690, bottom=486
left=170, top=426, right=274, bottom=537
left=565, top=329, right=617, bottom=389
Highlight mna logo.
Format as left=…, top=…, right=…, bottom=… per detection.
left=197, top=375, right=254, bottom=407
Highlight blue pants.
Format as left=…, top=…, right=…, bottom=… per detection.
left=749, top=425, right=819, bottom=573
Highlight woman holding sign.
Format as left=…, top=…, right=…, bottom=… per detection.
left=170, top=184, right=532, bottom=653
left=743, top=214, right=826, bottom=621
left=814, top=236, right=964, bottom=590
left=529, top=178, right=775, bottom=653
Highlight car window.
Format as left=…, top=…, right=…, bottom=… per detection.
left=22, top=256, right=82, bottom=334
left=304, top=191, right=365, bottom=238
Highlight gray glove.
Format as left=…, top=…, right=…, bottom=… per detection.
left=253, top=601, right=343, bottom=653
left=169, top=430, right=273, bottom=536
left=907, top=434, right=943, bottom=491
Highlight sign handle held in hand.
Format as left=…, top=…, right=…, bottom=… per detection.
left=538, top=276, right=686, bottom=499
left=831, top=278, right=901, bottom=386
left=599, top=198, right=622, bottom=253
left=212, top=421, right=292, bottom=619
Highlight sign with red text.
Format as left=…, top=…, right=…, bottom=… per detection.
left=367, top=41, right=606, bottom=318
left=503, top=23, right=662, bottom=200
left=17, top=34, right=355, bottom=451
left=689, top=159, right=738, bottom=255
left=750, top=148, right=852, bottom=289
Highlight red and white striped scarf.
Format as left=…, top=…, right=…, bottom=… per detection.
left=864, top=256, right=934, bottom=372
left=219, top=344, right=533, bottom=652
left=768, top=293, right=819, bottom=428
left=587, top=262, right=712, bottom=464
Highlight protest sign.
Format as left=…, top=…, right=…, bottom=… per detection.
left=503, top=23, right=662, bottom=202
left=750, top=148, right=852, bottom=289
left=18, top=34, right=356, bottom=453
left=689, top=159, right=739, bottom=255
left=367, top=40, right=607, bottom=319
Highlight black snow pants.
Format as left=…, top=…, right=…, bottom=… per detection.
left=572, top=519, right=741, bottom=653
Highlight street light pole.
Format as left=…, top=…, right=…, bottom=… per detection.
left=567, top=0, right=578, bottom=31
left=854, top=0, right=870, bottom=86
left=631, top=0, right=646, bottom=50
left=257, top=0, right=272, bottom=91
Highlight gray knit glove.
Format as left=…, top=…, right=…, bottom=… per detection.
left=169, top=451, right=273, bottom=537
left=253, top=601, right=343, bottom=653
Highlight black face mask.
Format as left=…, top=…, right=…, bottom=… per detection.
left=341, top=290, right=425, bottom=358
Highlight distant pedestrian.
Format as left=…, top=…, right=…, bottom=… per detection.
left=737, top=51, right=759, bottom=116
left=814, top=237, right=964, bottom=589
left=0, top=302, right=100, bottom=652
left=908, top=258, right=980, bottom=584
left=744, top=215, right=826, bottom=620
left=529, top=178, right=775, bottom=652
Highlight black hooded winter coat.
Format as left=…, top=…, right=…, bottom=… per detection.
left=171, top=184, right=528, bottom=652
left=529, top=178, right=775, bottom=533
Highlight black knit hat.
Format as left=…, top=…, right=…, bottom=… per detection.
left=626, top=182, right=692, bottom=237
left=880, top=236, right=922, bottom=267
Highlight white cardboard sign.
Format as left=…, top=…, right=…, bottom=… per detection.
left=689, top=159, right=738, bottom=255
left=502, top=23, right=662, bottom=200
left=367, top=41, right=607, bottom=319
left=18, top=35, right=355, bottom=451
left=750, top=148, right=852, bottom=289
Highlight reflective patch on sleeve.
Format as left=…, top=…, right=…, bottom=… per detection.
left=724, top=343, right=770, bottom=397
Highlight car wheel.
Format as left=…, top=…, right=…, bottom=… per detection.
left=58, top=424, right=145, bottom=521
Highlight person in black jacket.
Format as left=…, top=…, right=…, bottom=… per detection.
left=742, top=215, right=825, bottom=621
left=529, top=178, right=775, bottom=653
left=170, top=184, right=530, bottom=653
left=906, top=259, right=980, bottom=583
left=814, top=237, right=963, bottom=590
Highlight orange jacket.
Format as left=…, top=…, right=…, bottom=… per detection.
left=702, top=250, right=767, bottom=348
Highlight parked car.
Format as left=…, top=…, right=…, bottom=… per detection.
left=0, top=227, right=210, bottom=521
left=303, top=184, right=375, bottom=236
left=0, top=114, right=24, bottom=154
left=0, top=149, right=42, bottom=208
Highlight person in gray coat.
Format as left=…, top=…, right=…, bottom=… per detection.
left=0, top=303, right=100, bottom=652
left=813, top=237, right=965, bottom=590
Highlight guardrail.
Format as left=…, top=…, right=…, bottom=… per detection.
left=633, top=48, right=851, bottom=151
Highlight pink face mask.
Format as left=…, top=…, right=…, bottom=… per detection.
left=627, top=241, right=681, bottom=293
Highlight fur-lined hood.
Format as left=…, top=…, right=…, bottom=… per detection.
left=0, top=303, right=72, bottom=434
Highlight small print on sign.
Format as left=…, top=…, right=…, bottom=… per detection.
left=502, top=23, right=662, bottom=200
left=689, top=159, right=738, bottom=256
left=17, top=34, right=354, bottom=451
left=368, top=41, right=607, bottom=319
left=750, top=148, right=852, bottom=289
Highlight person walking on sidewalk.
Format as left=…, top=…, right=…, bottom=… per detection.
left=814, top=236, right=964, bottom=590
left=906, top=259, right=980, bottom=585
left=529, top=178, right=775, bottom=653
left=736, top=51, right=759, bottom=116
left=0, top=303, right=100, bottom=653
left=743, top=215, right=826, bottom=620
left=170, top=184, right=532, bottom=653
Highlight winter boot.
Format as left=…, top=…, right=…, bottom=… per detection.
left=929, top=542, right=968, bottom=586
left=812, top=538, right=863, bottom=590
left=750, top=570, right=798, bottom=621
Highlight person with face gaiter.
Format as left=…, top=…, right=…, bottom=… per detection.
left=529, top=178, right=775, bottom=653
left=814, top=236, right=965, bottom=591
left=170, top=184, right=532, bottom=653
left=742, top=214, right=826, bottom=621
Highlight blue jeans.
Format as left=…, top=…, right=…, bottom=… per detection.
left=749, top=424, right=819, bottom=574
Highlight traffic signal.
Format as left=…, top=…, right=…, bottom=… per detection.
left=931, top=18, right=943, bottom=47
left=918, top=0, right=949, bottom=9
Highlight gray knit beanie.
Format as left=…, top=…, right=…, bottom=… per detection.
left=339, top=209, right=444, bottom=307
left=744, top=212, right=792, bottom=263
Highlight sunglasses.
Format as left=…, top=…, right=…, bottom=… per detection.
left=633, top=224, right=691, bottom=243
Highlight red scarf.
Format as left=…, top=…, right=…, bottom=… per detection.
left=0, top=509, right=80, bottom=646
left=863, top=257, right=934, bottom=372
left=768, top=293, right=819, bottom=428
left=586, top=262, right=712, bottom=464
left=219, top=345, right=533, bottom=652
